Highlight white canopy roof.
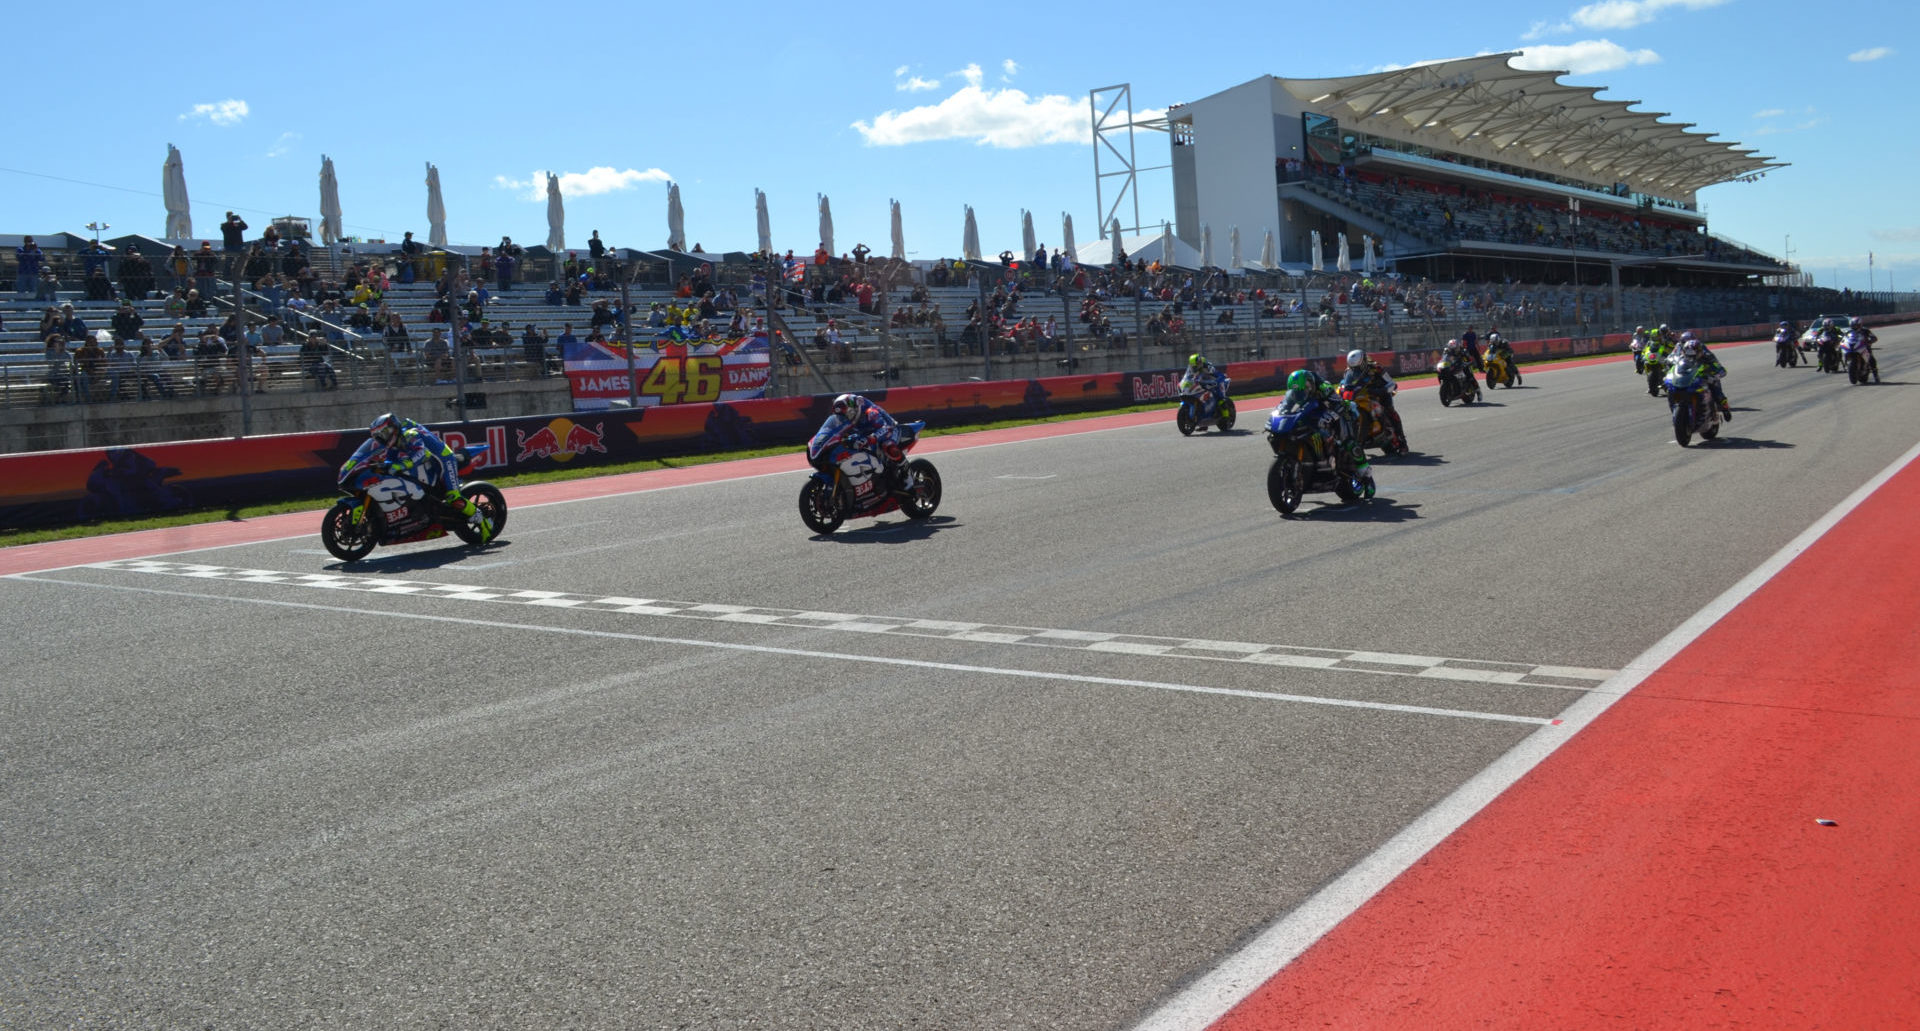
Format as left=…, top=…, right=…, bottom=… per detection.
left=1275, top=53, right=1781, bottom=197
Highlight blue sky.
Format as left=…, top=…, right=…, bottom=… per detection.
left=5, top=0, right=1911, bottom=292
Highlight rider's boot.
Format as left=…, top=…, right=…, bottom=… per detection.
left=449, top=490, right=492, bottom=543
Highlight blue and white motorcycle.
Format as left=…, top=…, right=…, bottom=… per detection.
left=1175, top=375, right=1236, bottom=435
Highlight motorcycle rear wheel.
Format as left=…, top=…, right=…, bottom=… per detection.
left=900, top=459, right=941, bottom=520
left=321, top=499, right=380, bottom=561
left=453, top=483, right=508, bottom=545
left=1267, top=458, right=1303, bottom=514
left=799, top=479, right=844, bottom=535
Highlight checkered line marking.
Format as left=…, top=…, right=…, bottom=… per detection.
left=89, top=560, right=1617, bottom=687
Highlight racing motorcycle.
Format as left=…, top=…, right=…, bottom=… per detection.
left=1664, top=357, right=1723, bottom=448
left=1266, top=393, right=1372, bottom=514
left=1483, top=349, right=1522, bottom=388
left=1175, top=376, right=1236, bottom=435
left=1842, top=331, right=1880, bottom=385
left=322, top=443, right=507, bottom=561
left=1435, top=350, right=1482, bottom=406
left=1338, top=374, right=1408, bottom=456
left=1629, top=336, right=1646, bottom=375
left=1644, top=349, right=1670, bottom=397
left=1773, top=328, right=1800, bottom=368
left=798, top=420, right=941, bottom=534
left=1815, top=333, right=1843, bottom=375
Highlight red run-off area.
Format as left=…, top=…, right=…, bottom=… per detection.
left=1209, top=451, right=1920, bottom=1030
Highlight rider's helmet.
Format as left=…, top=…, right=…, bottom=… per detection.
left=1286, top=369, right=1316, bottom=392
left=831, top=393, right=865, bottom=421
left=1681, top=330, right=1698, bottom=342
left=1779, top=321, right=1790, bottom=330
left=1444, top=337, right=1462, bottom=353
left=1346, top=349, right=1367, bottom=368
left=369, top=412, right=403, bottom=448
left=1658, top=324, right=1671, bottom=335
left=1681, top=339, right=1703, bottom=358
left=1635, top=325, right=1645, bottom=334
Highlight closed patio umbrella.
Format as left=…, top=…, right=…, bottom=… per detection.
left=1260, top=229, right=1276, bottom=268
left=162, top=144, right=191, bottom=239
left=546, top=173, right=565, bottom=252
left=1363, top=235, right=1377, bottom=275
left=1021, top=209, right=1036, bottom=260
left=754, top=188, right=771, bottom=254
left=962, top=205, right=980, bottom=261
left=1310, top=230, right=1324, bottom=272
left=426, top=162, right=447, bottom=247
left=817, top=194, right=834, bottom=256
left=318, top=154, right=342, bottom=246
left=890, top=199, right=905, bottom=260
left=667, top=182, right=685, bottom=251
left=1200, top=224, right=1212, bottom=269
left=1061, top=213, right=1077, bottom=263
left=1159, top=222, right=1174, bottom=268
left=1336, top=233, right=1351, bottom=273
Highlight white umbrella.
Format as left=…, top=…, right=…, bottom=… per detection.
left=1229, top=226, right=1242, bottom=270
left=1061, top=213, right=1077, bottom=263
left=1021, top=209, right=1036, bottom=260
left=1310, top=229, right=1324, bottom=272
left=1159, top=222, right=1175, bottom=268
left=1363, top=235, right=1377, bottom=275
left=318, top=154, right=343, bottom=246
left=962, top=205, right=980, bottom=261
left=162, top=144, right=192, bottom=239
left=426, top=162, right=447, bottom=248
left=890, top=199, right=905, bottom=260
left=1261, top=229, right=1276, bottom=269
left=817, top=194, right=834, bottom=256
left=1200, top=224, right=1212, bottom=269
left=546, top=173, right=566, bottom=252
left=666, top=182, right=685, bottom=251
left=1336, top=233, right=1352, bottom=272
left=754, top=188, right=771, bottom=253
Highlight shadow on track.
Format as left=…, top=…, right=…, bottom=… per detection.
left=327, top=541, right=508, bottom=573
left=1690, top=437, right=1795, bottom=451
left=1379, top=451, right=1449, bottom=467
left=811, top=515, right=961, bottom=543
left=1281, top=497, right=1423, bottom=522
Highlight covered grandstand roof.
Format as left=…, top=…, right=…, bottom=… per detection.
left=1275, top=53, right=1782, bottom=197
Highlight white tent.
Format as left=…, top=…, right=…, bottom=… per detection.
left=318, top=154, right=342, bottom=247
left=1260, top=229, right=1276, bottom=269
left=817, top=194, right=834, bottom=256
left=1229, top=226, right=1242, bottom=270
left=1021, top=209, right=1036, bottom=260
left=1336, top=233, right=1352, bottom=273
left=890, top=199, right=905, bottom=260
left=1073, top=229, right=1203, bottom=269
left=754, top=188, right=771, bottom=253
left=1200, top=224, right=1212, bottom=269
left=162, top=144, right=192, bottom=239
left=426, top=162, right=447, bottom=248
left=1310, top=230, right=1324, bottom=272
left=1061, top=213, right=1078, bottom=263
left=667, top=182, right=685, bottom=251
left=546, top=173, right=566, bottom=252
left=962, top=205, right=980, bottom=261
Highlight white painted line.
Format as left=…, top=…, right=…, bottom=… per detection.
left=8, top=575, right=1554, bottom=727
left=1128, top=435, right=1920, bottom=1031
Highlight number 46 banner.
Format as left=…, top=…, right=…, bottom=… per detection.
left=562, top=331, right=773, bottom=411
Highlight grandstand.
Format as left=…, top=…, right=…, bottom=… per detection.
left=1164, top=54, right=1790, bottom=286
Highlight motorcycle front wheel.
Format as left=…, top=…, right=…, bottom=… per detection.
left=799, top=478, right=844, bottom=535
left=1267, top=458, right=1303, bottom=514
left=321, top=498, right=380, bottom=561
left=1672, top=404, right=1694, bottom=448
left=900, top=459, right=942, bottom=520
left=1175, top=402, right=1197, bottom=436
left=1439, top=380, right=1456, bottom=407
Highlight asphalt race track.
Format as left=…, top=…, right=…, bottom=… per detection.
left=4, top=327, right=1916, bottom=1030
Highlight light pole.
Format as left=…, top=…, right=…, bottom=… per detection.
left=1567, top=198, right=1581, bottom=325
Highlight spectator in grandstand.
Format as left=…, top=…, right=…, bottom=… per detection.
left=57, top=304, right=89, bottom=341
left=589, top=299, right=618, bottom=333
left=544, top=281, right=564, bottom=306
left=14, top=235, right=44, bottom=294
left=564, top=277, right=585, bottom=306
left=104, top=334, right=137, bottom=401
left=496, top=247, right=516, bottom=292
left=520, top=323, right=550, bottom=376
left=43, top=335, right=73, bottom=402
left=119, top=247, right=154, bottom=300
left=33, top=266, right=60, bottom=302
left=381, top=312, right=411, bottom=353
left=158, top=323, right=189, bottom=360
left=72, top=332, right=106, bottom=402
left=588, top=230, right=605, bottom=260
left=852, top=243, right=871, bottom=266
left=84, top=268, right=116, bottom=301
left=135, top=335, right=176, bottom=399
left=420, top=327, right=451, bottom=379
left=194, top=242, right=219, bottom=298
left=221, top=212, right=248, bottom=253
left=300, top=331, right=337, bottom=390
left=194, top=329, right=229, bottom=393
left=111, top=303, right=144, bottom=342
left=555, top=323, right=578, bottom=356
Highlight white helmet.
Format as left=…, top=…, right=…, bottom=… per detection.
left=1346, top=349, right=1366, bottom=368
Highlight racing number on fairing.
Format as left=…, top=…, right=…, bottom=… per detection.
left=639, top=356, right=724, bottom=404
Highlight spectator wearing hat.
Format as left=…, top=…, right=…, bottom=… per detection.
left=15, top=235, right=44, bottom=294
left=34, top=266, right=60, bottom=302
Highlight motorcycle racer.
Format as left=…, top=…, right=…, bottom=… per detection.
left=1179, top=352, right=1228, bottom=399
left=1677, top=336, right=1731, bottom=420
left=1483, top=331, right=1519, bottom=383
left=344, top=412, right=491, bottom=541
left=1440, top=337, right=1480, bottom=393
left=1341, top=348, right=1405, bottom=447
left=809, top=392, right=909, bottom=492
left=1280, top=368, right=1370, bottom=491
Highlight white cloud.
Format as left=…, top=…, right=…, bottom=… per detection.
left=1002, top=59, right=1019, bottom=79
left=180, top=99, right=250, bottom=126
left=897, top=76, right=940, bottom=92
left=1753, top=107, right=1785, bottom=117
left=1848, top=46, right=1893, bottom=62
left=893, top=65, right=908, bottom=77
left=1523, top=19, right=1571, bottom=39
left=856, top=62, right=1164, bottom=148
left=1870, top=227, right=1920, bottom=243
left=1514, top=39, right=1661, bottom=74
left=265, top=132, right=300, bottom=158
left=1571, top=0, right=1730, bottom=30
left=492, top=166, right=669, bottom=201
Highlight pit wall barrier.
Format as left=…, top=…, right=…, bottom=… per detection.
left=3, top=315, right=1909, bottom=530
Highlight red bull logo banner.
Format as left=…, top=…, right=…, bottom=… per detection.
left=562, top=331, right=772, bottom=411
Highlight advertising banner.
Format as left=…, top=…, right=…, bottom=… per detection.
left=563, top=331, right=772, bottom=411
